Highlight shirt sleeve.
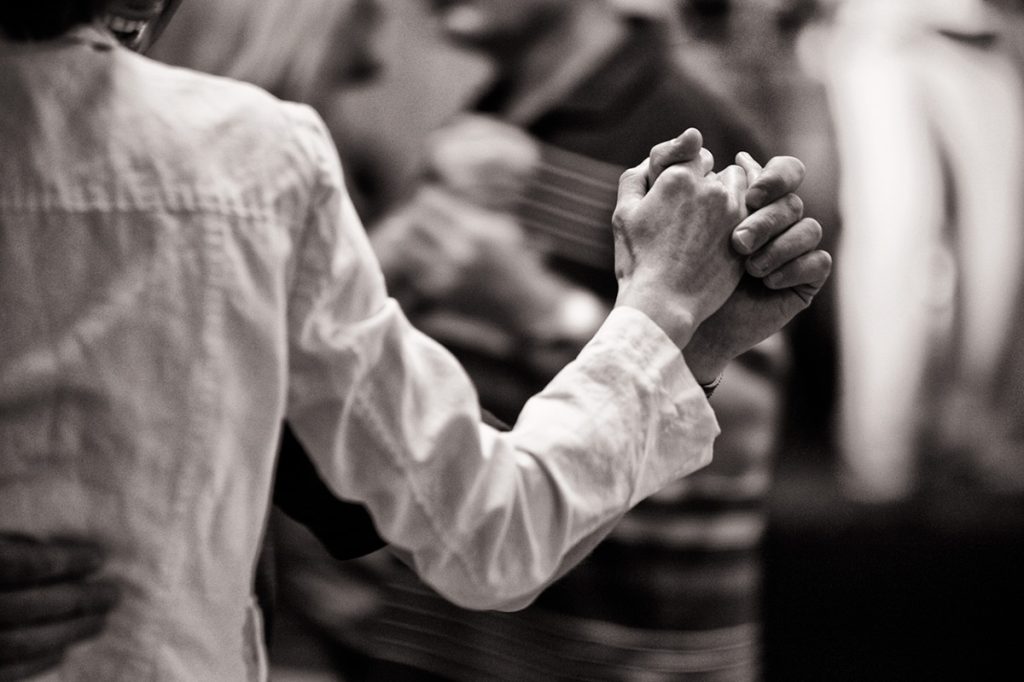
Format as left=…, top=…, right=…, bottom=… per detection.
left=281, top=104, right=720, bottom=611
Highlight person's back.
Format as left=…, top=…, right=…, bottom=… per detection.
left=0, top=25, right=326, bottom=679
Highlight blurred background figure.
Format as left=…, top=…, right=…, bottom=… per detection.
left=151, top=0, right=388, bottom=218
left=271, top=1, right=795, bottom=681
left=370, top=0, right=774, bottom=421
left=763, top=1, right=1024, bottom=680
left=825, top=0, right=1024, bottom=501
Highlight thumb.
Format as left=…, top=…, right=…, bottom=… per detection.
left=746, top=155, right=805, bottom=210
left=648, top=128, right=706, bottom=184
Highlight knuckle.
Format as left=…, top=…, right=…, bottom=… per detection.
left=784, top=193, right=804, bottom=217
left=703, top=180, right=727, bottom=201
left=660, top=166, right=694, bottom=189
left=744, top=209, right=775, bottom=235
left=612, top=205, right=630, bottom=229
left=766, top=207, right=787, bottom=233
left=763, top=175, right=786, bottom=197
left=613, top=208, right=642, bottom=237
left=753, top=172, right=783, bottom=197
left=748, top=253, right=774, bottom=277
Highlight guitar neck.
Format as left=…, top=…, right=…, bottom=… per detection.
left=515, top=143, right=622, bottom=272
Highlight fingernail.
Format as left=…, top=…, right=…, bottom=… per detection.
left=734, top=228, right=755, bottom=253
left=749, top=256, right=769, bottom=276
left=746, top=187, right=766, bottom=210
left=765, top=272, right=782, bottom=287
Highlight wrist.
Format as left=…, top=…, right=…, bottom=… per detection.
left=614, top=287, right=698, bottom=350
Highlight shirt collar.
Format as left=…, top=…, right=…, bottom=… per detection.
left=65, top=22, right=119, bottom=51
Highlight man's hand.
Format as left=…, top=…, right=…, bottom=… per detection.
left=0, top=535, right=118, bottom=681
left=647, top=128, right=715, bottom=182
left=612, top=129, right=749, bottom=348
left=686, top=153, right=831, bottom=383
left=627, top=130, right=832, bottom=382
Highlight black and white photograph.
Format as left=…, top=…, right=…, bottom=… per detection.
left=1, top=1, right=1021, bottom=680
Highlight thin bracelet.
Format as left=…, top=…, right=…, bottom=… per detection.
left=700, top=373, right=723, bottom=399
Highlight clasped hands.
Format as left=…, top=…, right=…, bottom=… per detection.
left=613, top=128, right=831, bottom=384
left=376, top=124, right=830, bottom=386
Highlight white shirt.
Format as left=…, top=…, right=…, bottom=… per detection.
left=0, top=26, right=718, bottom=681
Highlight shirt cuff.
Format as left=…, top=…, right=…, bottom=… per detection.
left=607, top=305, right=706, bottom=401
left=588, top=306, right=720, bottom=502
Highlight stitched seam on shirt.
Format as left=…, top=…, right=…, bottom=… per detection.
left=0, top=196, right=271, bottom=220
left=282, top=190, right=332, bottom=345
left=280, top=108, right=338, bottom=328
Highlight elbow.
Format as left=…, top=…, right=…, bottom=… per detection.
left=437, top=578, right=545, bottom=613
left=416, top=535, right=559, bottom=613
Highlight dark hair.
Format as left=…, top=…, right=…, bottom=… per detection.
left=0, top=0, right=111, bottom=41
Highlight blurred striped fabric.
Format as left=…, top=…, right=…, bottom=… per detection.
left=322, top=347, right=783, bottom=682
left=516, top=145, right=621, bottom=275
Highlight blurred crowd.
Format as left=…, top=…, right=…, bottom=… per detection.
left=141, top=0, right=1024, bottom=680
